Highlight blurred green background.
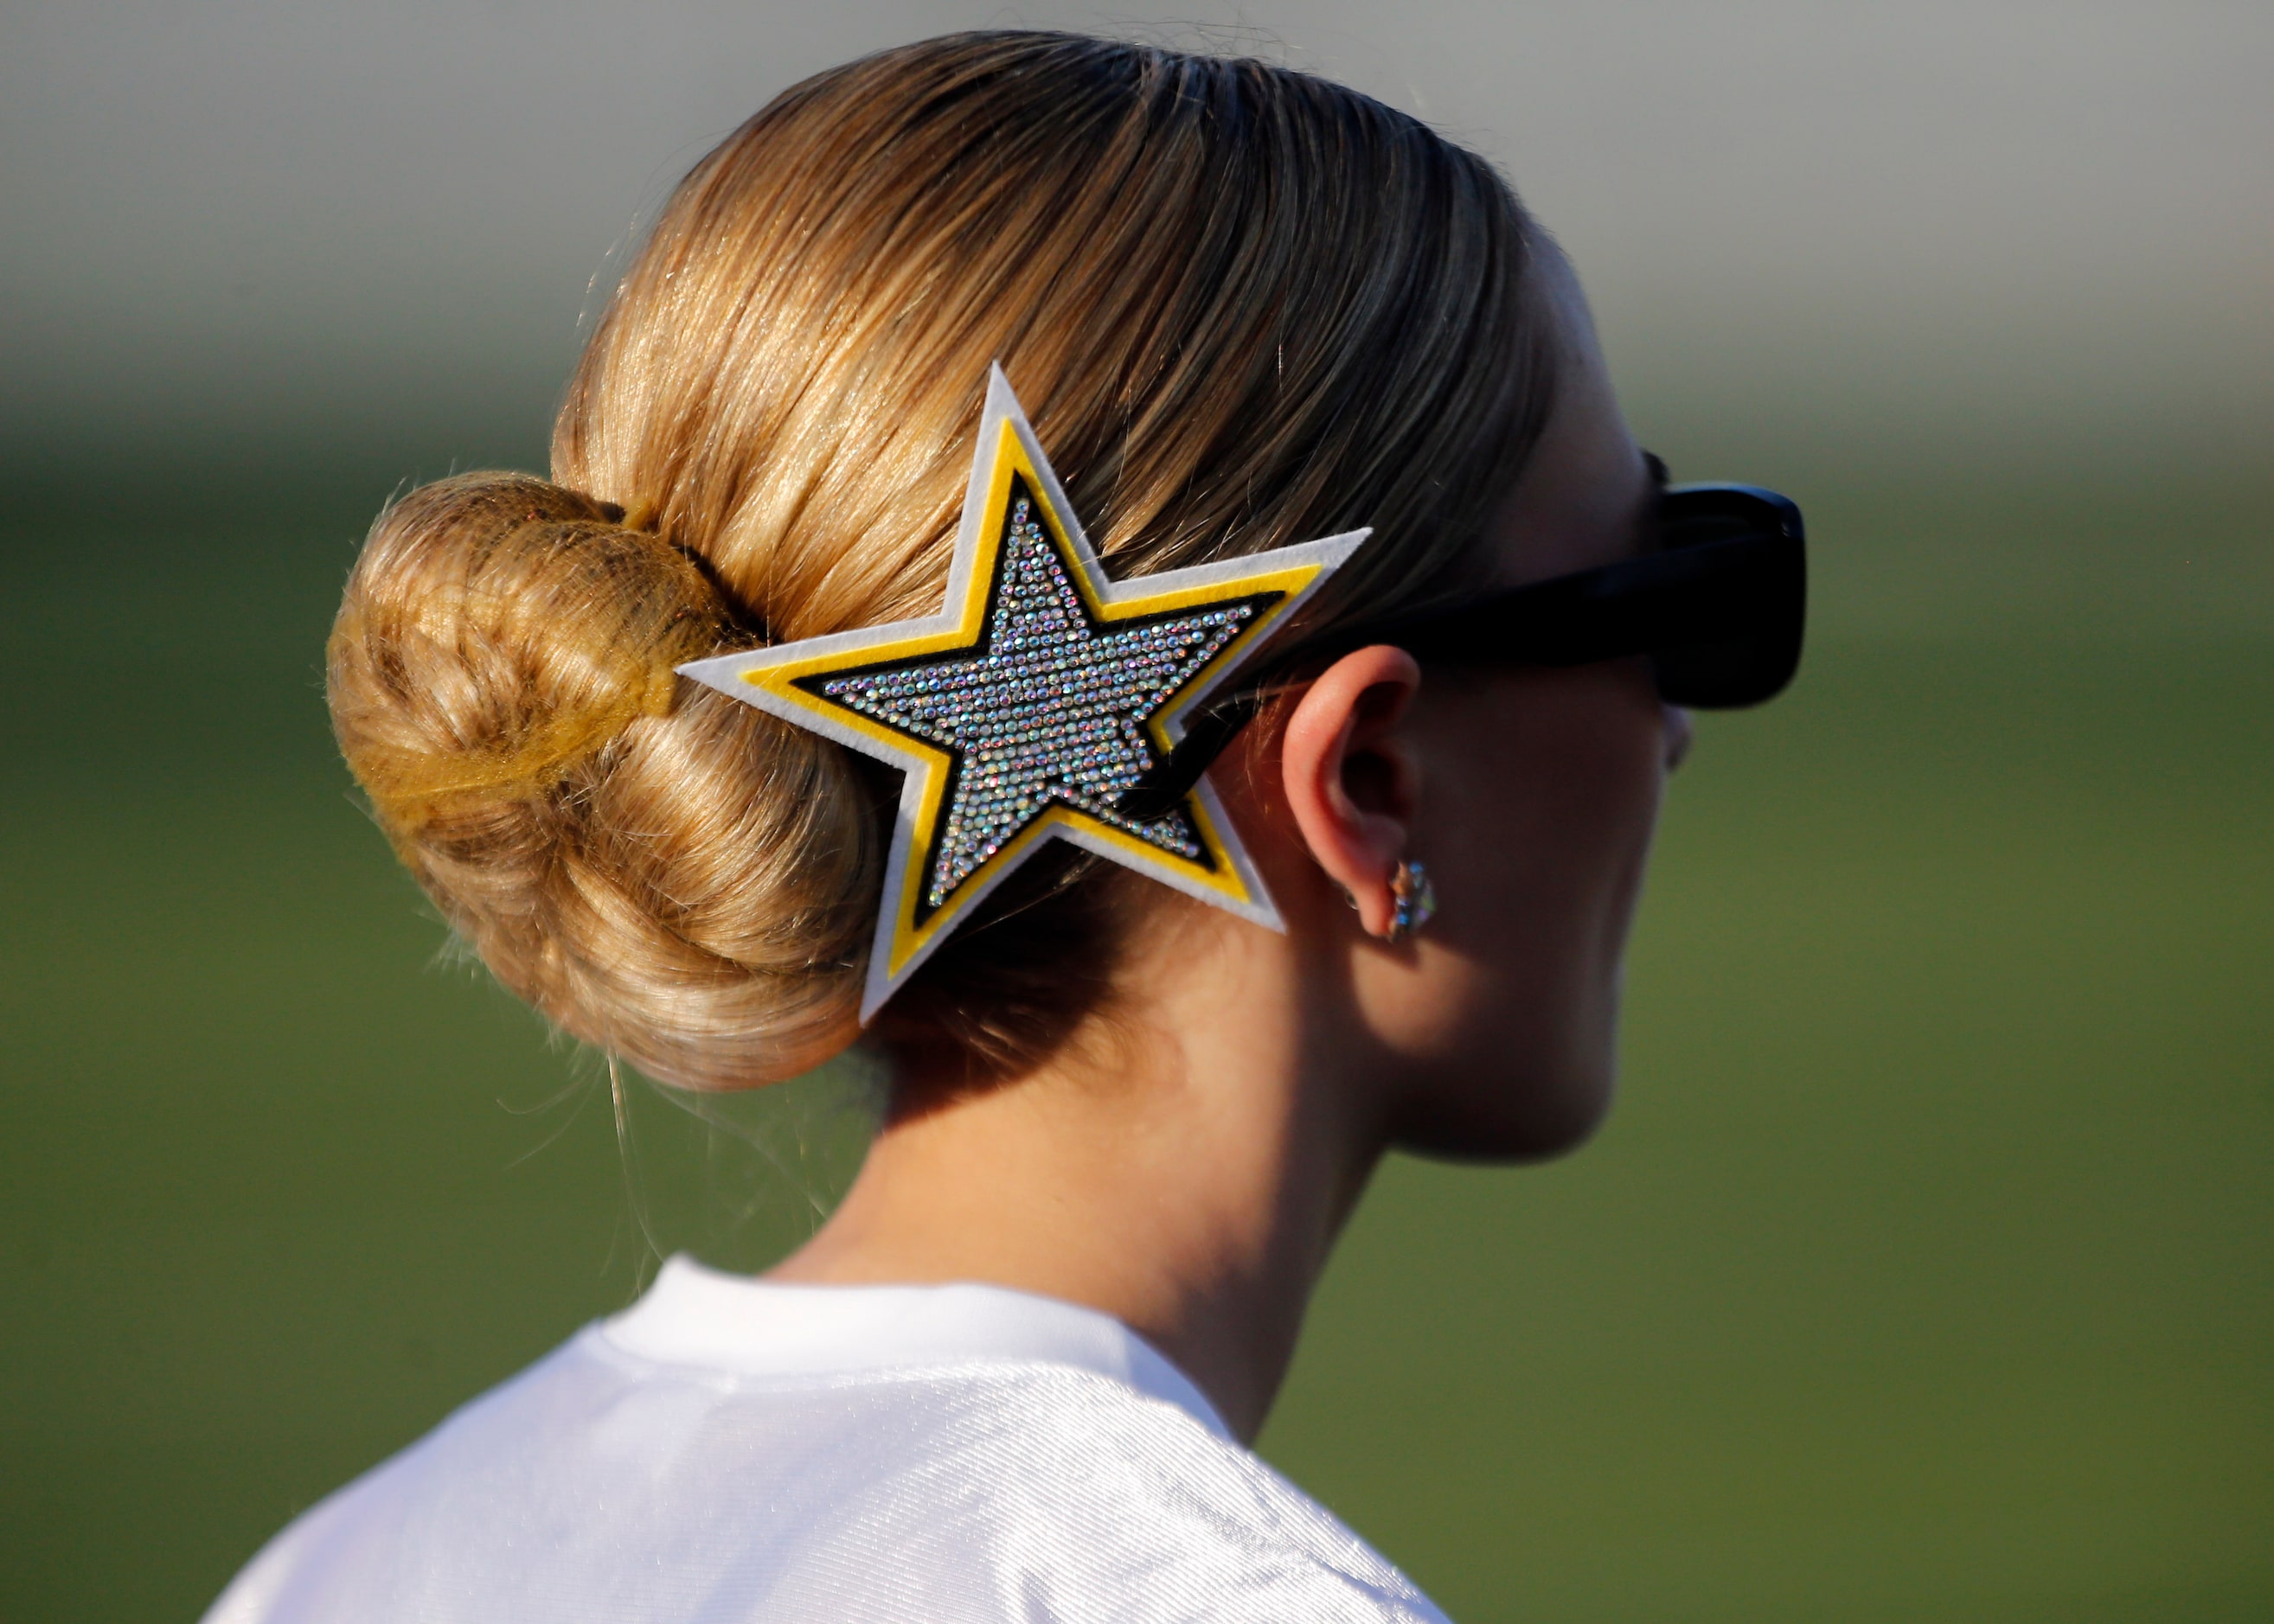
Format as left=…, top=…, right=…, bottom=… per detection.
left=3, top=3, right=2268, bottom=1621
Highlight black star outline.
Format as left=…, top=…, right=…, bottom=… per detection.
left=791, top=472, right=1285, bottom=927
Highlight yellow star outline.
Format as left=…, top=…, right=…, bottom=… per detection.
left=678, top=365, right=1368, bottom=1021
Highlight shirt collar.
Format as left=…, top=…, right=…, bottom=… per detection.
left=599, top=1254, right=1232, bottom=1440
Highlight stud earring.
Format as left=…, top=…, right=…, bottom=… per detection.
left=1385, top=859, right=1437, bottom=944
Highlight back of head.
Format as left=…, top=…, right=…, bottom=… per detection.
left=328, top=30, right=1561, bottom=1090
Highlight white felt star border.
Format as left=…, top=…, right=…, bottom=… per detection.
left=678, top=365, right=1368, bottom=1021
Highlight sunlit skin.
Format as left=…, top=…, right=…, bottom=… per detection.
left=772, top=252, right=1689, bottom=1442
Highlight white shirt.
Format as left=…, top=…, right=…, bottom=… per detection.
left=204, top=1256, right=1452, bottom=1623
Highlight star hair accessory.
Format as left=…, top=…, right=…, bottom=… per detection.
left=678, top=365, right=1368, bottom=1021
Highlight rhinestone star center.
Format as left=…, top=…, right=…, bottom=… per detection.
left=802, top=484, right=1272, bottom=914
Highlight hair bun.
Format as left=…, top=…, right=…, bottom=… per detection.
left=328, top=470, right=878, bottom=1087
left=331, top=472, right=727, bottom=828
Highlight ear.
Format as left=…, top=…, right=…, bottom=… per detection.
left=1278, top=645, right=1425, bottom=939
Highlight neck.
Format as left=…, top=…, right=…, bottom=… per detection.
left=768, top=907, right=1381, bottom=1442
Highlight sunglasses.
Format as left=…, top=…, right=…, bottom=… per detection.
left=1117, top=466, right=1807, bottom=822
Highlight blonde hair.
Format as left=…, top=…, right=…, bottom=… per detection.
left=328, top=31, right=1562, bottom=1090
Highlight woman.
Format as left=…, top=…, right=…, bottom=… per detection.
left=210, top=29, right=1801, bottom=1623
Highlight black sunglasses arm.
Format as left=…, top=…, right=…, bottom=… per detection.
left=1116, top=483, right=1803, bottom=822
